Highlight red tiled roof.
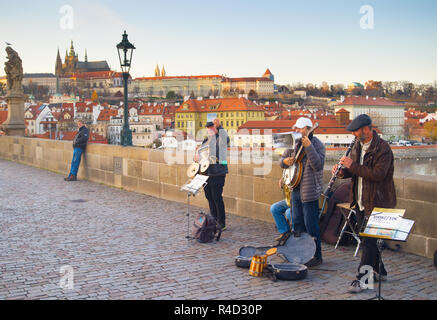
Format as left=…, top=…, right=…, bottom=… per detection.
left=176, top=97, right=264, bottom=113
left=222, top=77, right=273, bottom=82
left=338, top=96, right=403, bottom=107
left=76, top=102, right=92, bottom=113
left=238, top=119, right=381, bottom=134
left=135, top=75, right=223, bottom=81
left=24, top=104, right=44, bottom=120
left=59, top=113, right=74, bottom=122
left=336, top=108, right=350, bottom=114
left=97, top=108, right=118, bottom=121
left=51, top=112, right=62, bottom=121
left=33, top=131, right=107, bottom=143
left=279, top=109, right=313, bottom=120
left=71, top=71, right=124, bottom=80
left=61, top=103, right=74, bottom=110
left=139, top=104, right=164, bottom=115
left=163, top=105, right=178, bottom=115
left=263, top=68, right=272, bottom=75
left=405, top=118, right=421, bottom=128
left=405, top=109, right=428, bottom=119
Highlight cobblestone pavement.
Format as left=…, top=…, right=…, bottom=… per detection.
left=0, top=159, right=436, bottom=300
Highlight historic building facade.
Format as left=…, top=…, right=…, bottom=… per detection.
left=335, top=96, right=405, bottom=139
left=55, top=41, right=111, bottom=77
left=131, top=74, right=223, bottom=98
left=221, top=69, right=275, bottom=96
left=174, top=97, right=265, bottom=139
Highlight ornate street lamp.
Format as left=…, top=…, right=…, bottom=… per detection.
left=116, top=30, right=136, bottom=146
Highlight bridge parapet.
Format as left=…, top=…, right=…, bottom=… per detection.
left=1, top=135, right=436, bottom=259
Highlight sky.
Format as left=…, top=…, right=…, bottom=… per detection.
left=1, top=0, right=436, bottom=85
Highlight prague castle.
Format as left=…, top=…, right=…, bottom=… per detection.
left=55, top=41, right=111, bottom=77
left=131, top=67, right=274, bottom=98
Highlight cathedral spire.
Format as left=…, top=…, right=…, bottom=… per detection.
left=69, top=40, right=75, bottom=56
left=56, top=48, right=62, bottom=75
left=155, top=64, right=160, bottom=77
left=85, top=49, right=88, bottom=63
left=161, top=65, right=166, bottom=77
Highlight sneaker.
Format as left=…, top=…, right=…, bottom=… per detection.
left=348, top=279, right=368, bottom=293
left=221, top=225, right=227, bottom=232
left=275, top=231, right=291, bottom=243
left=304, top=257, right=323, bottom=269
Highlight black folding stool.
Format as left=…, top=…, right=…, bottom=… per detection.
left=334, top=203, right=367, bottom=257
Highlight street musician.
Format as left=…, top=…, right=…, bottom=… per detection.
left=271, top=117, right=325, bottom=269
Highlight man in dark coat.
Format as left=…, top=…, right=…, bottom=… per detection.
left=64, top=120, right=89, bottom=181
left=332, top=114, right=396, bottom=293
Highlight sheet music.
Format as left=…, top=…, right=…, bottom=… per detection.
left=366, top=212, right=402, bottom=230
left=392, top=218, right=415, bottom=241
left=181, top=175, right=209, bottom=195
left=360, top=208, right=414, bottom=241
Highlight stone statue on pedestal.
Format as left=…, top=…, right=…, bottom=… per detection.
left=1, top=46, right=26, bottom=136
left=5, top=47, right=24, bottom=93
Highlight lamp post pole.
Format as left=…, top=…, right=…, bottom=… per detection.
left=117, top=30, right=135, bottom=146
left=121, top=72, right=132, bottom=146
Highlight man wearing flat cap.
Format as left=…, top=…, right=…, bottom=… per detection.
left=195, top=121, right=230, bottom=231
left=332, top=114, right=396, bottom=293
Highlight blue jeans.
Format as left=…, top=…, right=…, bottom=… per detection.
left=291, top=189, right=322, bottom=259
left=270, top=200, right=292, bottom=234
left=69, top=147, right=84, bottom=176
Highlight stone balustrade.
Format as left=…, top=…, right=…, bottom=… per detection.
left=1, top=135, right=436, bottom=259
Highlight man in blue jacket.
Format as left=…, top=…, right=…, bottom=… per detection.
left=281, top=117, right=325, bottom=268
left=64, top=120, right=89, bottom=181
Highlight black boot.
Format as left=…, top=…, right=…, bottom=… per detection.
left=64, top=175, right=77, bottom=181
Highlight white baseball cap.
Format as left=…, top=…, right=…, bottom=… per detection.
left=293, top=117, right=313, bottom=129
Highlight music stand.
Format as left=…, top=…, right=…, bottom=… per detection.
left=359, top=208, right=414, bottom=300
left=180, top=174, right=209, bottom=240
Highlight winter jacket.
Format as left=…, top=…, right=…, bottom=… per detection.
left=339, top=131, right=396, bottom=217
left=73, top=125, right=89, bottom=150
left=280, top=136, right=325, bottom=203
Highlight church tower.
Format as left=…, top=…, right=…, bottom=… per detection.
left=263, top=68, right=274, bottom=82
left=69, top=40, right=76, bottom=57
left=155, top=64, right=160, bottom=77
left=63, top=40, right=79, bottom=75
left=161, top=65, right=166, bottom=77
left=55, top=48, right=63, bottom=77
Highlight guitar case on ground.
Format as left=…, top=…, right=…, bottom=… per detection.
left=267, top=263, right=308, bottom=281
left=235, top=232, right=316, bottom=281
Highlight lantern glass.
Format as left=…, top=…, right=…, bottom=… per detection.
left=116, top=31, right=135, bottom=74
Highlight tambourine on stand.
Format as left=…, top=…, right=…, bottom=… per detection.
left=187, top=145, right=210, bottom=178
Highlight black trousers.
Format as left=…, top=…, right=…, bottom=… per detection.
left=356, top=210, right=387, bottom=279
left=204, top=175, right=226, bottom=228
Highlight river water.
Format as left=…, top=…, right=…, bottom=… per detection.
left=325, top=158, right=437, bottom=177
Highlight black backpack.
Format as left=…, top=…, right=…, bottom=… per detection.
left=192, top=212, right=222, bottom=243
